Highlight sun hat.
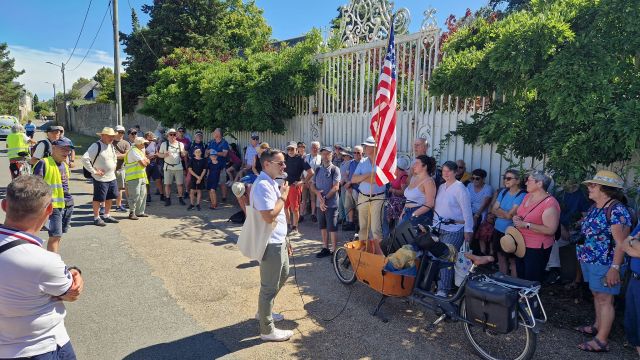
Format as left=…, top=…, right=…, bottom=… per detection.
left=341, top=150, right=354, bottom=158
left=232, top=182, right=246, bottom=197
left=500, top=226, right=526, bottom=258
left=96, top=127, right=117, bottom=136
left=397, top=157, right=410, bottom=171
left=115, top=125, right=126, bottom=132
left=320, top=146, right=332, bottom=153
left=583, top=170, right=624, bottom=189
left=51, top=138, right=74, bottom=149
left=362, top=136, right=376, bottom=147
left=134, top=137, right=149, bottom=146
left=286, top=141, right=297, bottom=149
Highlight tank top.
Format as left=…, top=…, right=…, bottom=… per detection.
left=404, top=184, right=426, bottom=206
left=516, top=193, right=560, bottom=249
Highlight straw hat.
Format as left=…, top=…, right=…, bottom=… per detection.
left=96, top=127, right=117, bottom=136
left=133, top=137, right=149, bottom=146
left=583, top=170, right=624, bottom=189
left=500, top=226, right=526, bottom=258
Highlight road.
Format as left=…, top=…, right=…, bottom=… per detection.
left=0, top=124, right=636, bottom=359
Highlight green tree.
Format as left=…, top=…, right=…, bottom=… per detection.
left=0, top=43, right=25, bottom=115
left=71, top=77, right=91, bottom=93
left=430, top=0, right=640, bottom=182
left=93, top=67, right=115, bottom=103
left=120, top=0, right=272, bottom=112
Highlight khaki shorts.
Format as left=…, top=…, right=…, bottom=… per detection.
left=164, top=169, right=184, bottom=185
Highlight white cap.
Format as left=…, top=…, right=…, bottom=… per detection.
left=115, top=125, right=126, bottom=132
left=167, top=128, right=177, bottom=134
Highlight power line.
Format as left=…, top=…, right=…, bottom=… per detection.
left=69, top=0, right=112, bottom=72
left=65, top=0, right=94, bottom=65
left=127, top=0, right=159, bottom=59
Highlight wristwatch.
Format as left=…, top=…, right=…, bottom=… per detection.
left=611, top=264, right=620, bottom=271
left=526, top=223, right=531, bottom=230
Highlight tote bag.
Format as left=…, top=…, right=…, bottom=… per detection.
left=237, top=185, right=276, bottom=261
left=454, top=242, right=473, bottom=286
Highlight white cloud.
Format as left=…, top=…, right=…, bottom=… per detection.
left=8, top=44, right=119, bottom=101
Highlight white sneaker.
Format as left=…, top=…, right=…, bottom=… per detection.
left=255, top=312, right=285, bottom=322
left=436, top=290, right=448, bottom=298
left=260, top=328, right=293, bottom=342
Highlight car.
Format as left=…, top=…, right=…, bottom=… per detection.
left=0, top=116, right=19, bottom=141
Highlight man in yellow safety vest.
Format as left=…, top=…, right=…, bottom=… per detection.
left=124, top=137, right=150, bottom=220
left=6, top=124, right=33, bottom=179
left=32, top=138, right=74, bottom=253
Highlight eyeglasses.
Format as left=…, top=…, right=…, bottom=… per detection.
left=354, top=152, right=362, bottom=154
left=168, top=134, right=177, bottom=137
left=268, top=160, right=286, bottom=167
left=117, top=131, right=125, bottom=134
left=178, top=130, right=185, bottom=133
left=503, top=176, right=515, bottom=181
left=472, top=176, right=482, bottom=180
left=251, top=137, right=259, bottom=140
left=130, top=132, right=137, bottom=135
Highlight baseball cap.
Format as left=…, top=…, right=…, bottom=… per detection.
left=167, top=128, right=177, bottom=134
left=286, top=141, right=297, bottom=149
left=51, top=138, right=74, bottom=149
left=47, top=125, right=64, bottom=132
left=209, top=149, right=218, bottom=156
left=115, top=125, right=126, bottom=132
left=195, top=130, right=204, bottom=136
left=251, top=132, right=259, bottom=140
left=320, top=146, right=332, bottom=153
left=133, top=137, right=149, bottom=146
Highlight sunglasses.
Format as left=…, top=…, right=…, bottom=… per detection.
left=472, top=176, right=482, bottom=180
left=251, top=137, right=259, bottom=140
left=168, top=133, right=177, bottom=137
left=117, top=131, right=125, bottom=134
left=503, top=176, right=515, bottom=181
left=268, top=160, right=286, bottom=166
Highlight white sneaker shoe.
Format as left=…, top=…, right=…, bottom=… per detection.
left=255, top=312, right=285, bottom=322
left=260, top=328, right=293, bottom=342
left=436, top=290, right=448, bottom=298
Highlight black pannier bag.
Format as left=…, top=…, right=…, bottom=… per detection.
left=381, top=220, right=420, bottom=255
left=489, top=272, right=543, bottom=321
left=465, top=279, right=519, bottom=334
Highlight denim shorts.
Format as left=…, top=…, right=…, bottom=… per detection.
left=580, top=261, right=624, bottom=295
left=48, top=206, right=74, bottom=237
left=30, top=341, right=76, bottom=360
left=317, top=206, right=338, bottom=232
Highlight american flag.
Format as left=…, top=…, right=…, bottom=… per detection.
left=370, top=21, right=397, bottom=186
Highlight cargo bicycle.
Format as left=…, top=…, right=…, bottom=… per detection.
left=332, top=221, right=547, bottom=360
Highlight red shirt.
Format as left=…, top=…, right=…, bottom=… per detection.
left=516, top=194, right=560, bottom=249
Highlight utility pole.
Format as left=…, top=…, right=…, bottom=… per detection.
left=112, top=0, right=123, bottom=127
left=45, top=81, right=57, bottom=120
left=45, top=62, right=68, bottom=128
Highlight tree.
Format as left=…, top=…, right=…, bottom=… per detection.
left=93, top=67, right=115, bottom=103
left=33, top=94, right=39, bottom=107
left=141, top=29, right=322, bottom=133
left=430, top=0, right=640, bottom=182
left=0, top=43, right=25, bottom=115
left=120, top=0, right=272, bottom=112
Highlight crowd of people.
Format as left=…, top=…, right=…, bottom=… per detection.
left=1, top=123, right=640, bottom=355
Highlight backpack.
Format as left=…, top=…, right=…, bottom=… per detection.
left=498, top=188, right=527, bottom=203
left=31, top=139, right=51, bottom=158
left=600, top=199, right=638, bottom=256
left=82, top=142, right=102, bottom=179
left=229, top=210, right=246, bottom=224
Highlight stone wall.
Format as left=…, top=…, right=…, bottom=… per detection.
left=62, top=102, right=161, bottom=137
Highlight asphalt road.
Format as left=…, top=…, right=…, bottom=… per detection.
left=0, top=124, right=637, bottom=359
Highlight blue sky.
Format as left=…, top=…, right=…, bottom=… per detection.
left=1, top=0, right=486, bottom=100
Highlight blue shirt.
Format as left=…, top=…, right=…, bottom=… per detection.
left=557, top=188, right=591, bottom=226
left=252, top=172, right=287, bottom=244
left=206, top=159, right=224, bottom=179
left=348, top=159, right=359, bottom=192
left=314, top=164, right=341, bottom=208
left=579, top=203, right=631, bottom=265
left=353, top=157, right=386, bottom=195
left=24, top=123, right=36, bottom=132
left=207, top=139, right=230, bottom=166
left=627, top=221, right=640, bottom=273
left=494, top=189, right=526, bottom=233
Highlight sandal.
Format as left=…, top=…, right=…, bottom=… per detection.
left=577, top=338, right=609, bottom=352
left=574, top=324, right=598, bottom=336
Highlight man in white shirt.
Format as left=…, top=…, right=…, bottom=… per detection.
left=82, top=127, right=120, bottom=227
left=251, top=148, right=293, bottom=342
left=158, top=128, right=187, bottom=206
left=236, top=134, right=259, bottom=181
left=0, top=176, right=84, bottom=359
left=29, top=125, right=62, bottom=166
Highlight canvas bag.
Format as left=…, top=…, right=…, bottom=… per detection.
left=454, top=241, right=473, bottom=286
left=236, top=182, right=276, bottom=262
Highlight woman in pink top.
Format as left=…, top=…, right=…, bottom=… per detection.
left=512, top=170, right=560, bottom=281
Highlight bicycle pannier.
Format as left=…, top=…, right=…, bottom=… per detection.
left=465, top=279, right=519, bottom=334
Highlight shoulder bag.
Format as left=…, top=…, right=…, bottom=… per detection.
left=237, top=182, right=277, bottom=262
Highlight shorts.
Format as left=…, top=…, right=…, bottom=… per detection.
left=580, top=261, right=625, bottom=295
left=115, top=169, right=126, bottom=189
left=26, top=131, right=35, bottom=138
left=30, top=340, right=76, bottom=360
left=146, top=162, right=162, bottom=180
left=190, top=177, right=207, bottom=190
left=317, top=206, right=338, bottom=232
left=48, top=206, right=74, bottom=237
left=285, top=185, right=302, bottom=211
left=219, top=169, right=228, bottom=184
left=164, top=169, right=184, bottom=185
left=93, top=179, right=118, bottom=202
left=207, top=174, right=220, bottom=190
left=240, top=173, right=258, bottom=184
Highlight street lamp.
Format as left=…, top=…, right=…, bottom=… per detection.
left=44, top=81, right=57, bottom=121
left=45, top=61, right=68, bottom=128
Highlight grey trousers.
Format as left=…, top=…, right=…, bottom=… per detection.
left=437, top=228, right=465, bottom=292
left=126, top=178, right=147, bottom=215
left=258, top=243, right=289, bottom=335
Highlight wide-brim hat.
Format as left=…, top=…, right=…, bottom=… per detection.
left=96, top=127, right=117, bottom=136
left=320, top=146, right=333, bottom=153
left=362, top=136, right=376, bottom=147
left=583, top=170, right=624, bottom=189
left=134, top=137, right=149, bottom=146
left=500, top=226, right=526, bottom=258
left=231, top=182, right=246, bottom=197
left=397, top=157, right=410, bottom=171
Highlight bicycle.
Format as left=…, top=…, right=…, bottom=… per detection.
left=333, top=223, right=547, bottom=360
left=9, top=151, right=32, bottom=179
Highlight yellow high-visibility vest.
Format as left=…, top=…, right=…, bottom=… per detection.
left=6, top=133, right=28, bottom=159
left=124, top=147, right=149, bottom=184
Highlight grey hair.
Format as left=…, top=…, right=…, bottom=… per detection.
left=5, top=176, right=51, bottom=221
left=353, top=145, right=363, bottom=152
left=529, top=170, right=553, bottom=191
left=11, top=124, right=24, bottom=133
left=311, top=141, right=320, bottom=148
left=415, top=137, right=428, bottom=145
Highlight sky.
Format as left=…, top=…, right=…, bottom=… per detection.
left=0, top=0, right=486, bottom=101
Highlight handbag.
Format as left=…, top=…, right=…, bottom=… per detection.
left=236, top=184, right=276, bottom=262
left=454, top=241, right=473, bottom=286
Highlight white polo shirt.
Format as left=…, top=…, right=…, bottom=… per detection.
left=0, top=226, right=73, bottom=358
left=251, top=172, right=287, bottom=244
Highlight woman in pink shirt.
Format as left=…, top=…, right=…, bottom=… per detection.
left=512, top=170, right=560, bottom=281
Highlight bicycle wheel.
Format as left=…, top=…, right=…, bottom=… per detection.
left=461, top=299, right=537, bottom=360
left=333, top=247, right=356, bottom=285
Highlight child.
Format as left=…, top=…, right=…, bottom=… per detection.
left=207, top=149, right=224, bottom=209
left=187, top=148, right=207, bottom=210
